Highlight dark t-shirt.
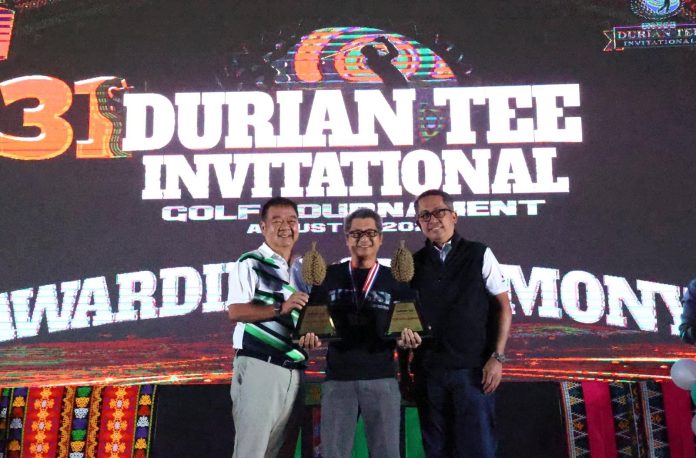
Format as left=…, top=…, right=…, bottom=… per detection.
left=310, top=261, right=413, bottom=380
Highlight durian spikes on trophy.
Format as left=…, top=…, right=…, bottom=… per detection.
left=301, top=241, right=327, bottom=286
left=391, top=240, right=415, bottom=282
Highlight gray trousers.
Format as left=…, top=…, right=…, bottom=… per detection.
left=230, top=356, right=301, bottom=458
left=320, top=378, right=401, bottom=458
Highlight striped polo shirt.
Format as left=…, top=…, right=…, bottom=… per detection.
left=229, top=243, right=304, bottom=359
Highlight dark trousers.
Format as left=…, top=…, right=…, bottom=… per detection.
left=414, top=368, right=496, bottom=458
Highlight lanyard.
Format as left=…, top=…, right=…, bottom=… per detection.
left=348, top=262, right=379, bottom=309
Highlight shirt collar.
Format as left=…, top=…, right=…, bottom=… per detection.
left=433, top=239, right=452, bottom=253
left=433, top=239, right=452, bottom=262
left=426, top=231, right=462, bottom=251
left=258, top=242, right=289, bottom=266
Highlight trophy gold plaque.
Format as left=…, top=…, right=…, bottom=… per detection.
left=294, top=304, right=338, bottom=340
left=385, top=301, right=430, bottom=338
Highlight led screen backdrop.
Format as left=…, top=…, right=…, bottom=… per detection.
left=1, top=0, right=695, bottom=386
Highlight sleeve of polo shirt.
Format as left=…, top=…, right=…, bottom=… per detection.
left=482, top=248, right=508, bottom=296
left=228, top=258, right=257, bottom=304
left=290, top=257, right=312, bottom=294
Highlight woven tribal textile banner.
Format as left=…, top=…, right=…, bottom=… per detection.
left=561, top=381, right=696, bottom=458
left=0, top=385, right=156, bottom=458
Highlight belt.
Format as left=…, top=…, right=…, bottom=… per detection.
left=236, top=348, right=305, bottom=370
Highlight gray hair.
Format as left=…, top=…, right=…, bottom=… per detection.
left=414, top=189, right=454, bottom=212
left=344, top=208, right=383, bottom=233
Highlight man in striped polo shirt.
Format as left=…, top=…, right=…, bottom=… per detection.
left=228, top=197, right=320, bottom=458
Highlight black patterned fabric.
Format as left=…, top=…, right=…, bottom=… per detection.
left=560, top=382, right=591, bottom=458
left=639, top=381, right=671, bottom=458
left=609, top=382, right=646, bottom=458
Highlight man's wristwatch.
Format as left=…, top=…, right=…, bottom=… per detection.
left=491, top=352, right=506, bottom=363
left=274, top=303, right=282, bottom=317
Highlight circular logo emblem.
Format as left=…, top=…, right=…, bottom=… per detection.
left=632, top=0, right=682, bottom=19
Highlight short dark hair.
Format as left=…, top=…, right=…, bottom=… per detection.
left=344, top=207, right=383, bottom=233
left=414, top=189, right=454, bottom=213
left=261, top=197, right=298, bottom=220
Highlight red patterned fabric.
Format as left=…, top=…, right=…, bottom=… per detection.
left=581, top=381, right=618, bottom=458
left=21, top=387, right=64, bottom=458
left=96, top=386, right=139, bottom=458
left=1, top=385, right=156, bottom=458
left=662, top=380, right=696, bottom=458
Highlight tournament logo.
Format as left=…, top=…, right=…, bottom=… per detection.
left=604, top=0, right=696, bottom=50
left=631, top=0, right=682, bottom=20
left=0, top=27, right=580, bottom=227
left=272, top=27, right=458, bottom=88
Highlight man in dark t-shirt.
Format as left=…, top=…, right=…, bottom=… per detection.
left=309, top=208, right=420, bottom=458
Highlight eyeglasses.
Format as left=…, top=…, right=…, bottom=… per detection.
left=417, top=208, right=454, bottom=222
left=346, top=229, right=381, bottom=239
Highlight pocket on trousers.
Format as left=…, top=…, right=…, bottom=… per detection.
left=384, top=378, right=401, bottom=402
left=321, top=380, right=335, bottom=400
left=230, top=357, right=247, bottom=403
